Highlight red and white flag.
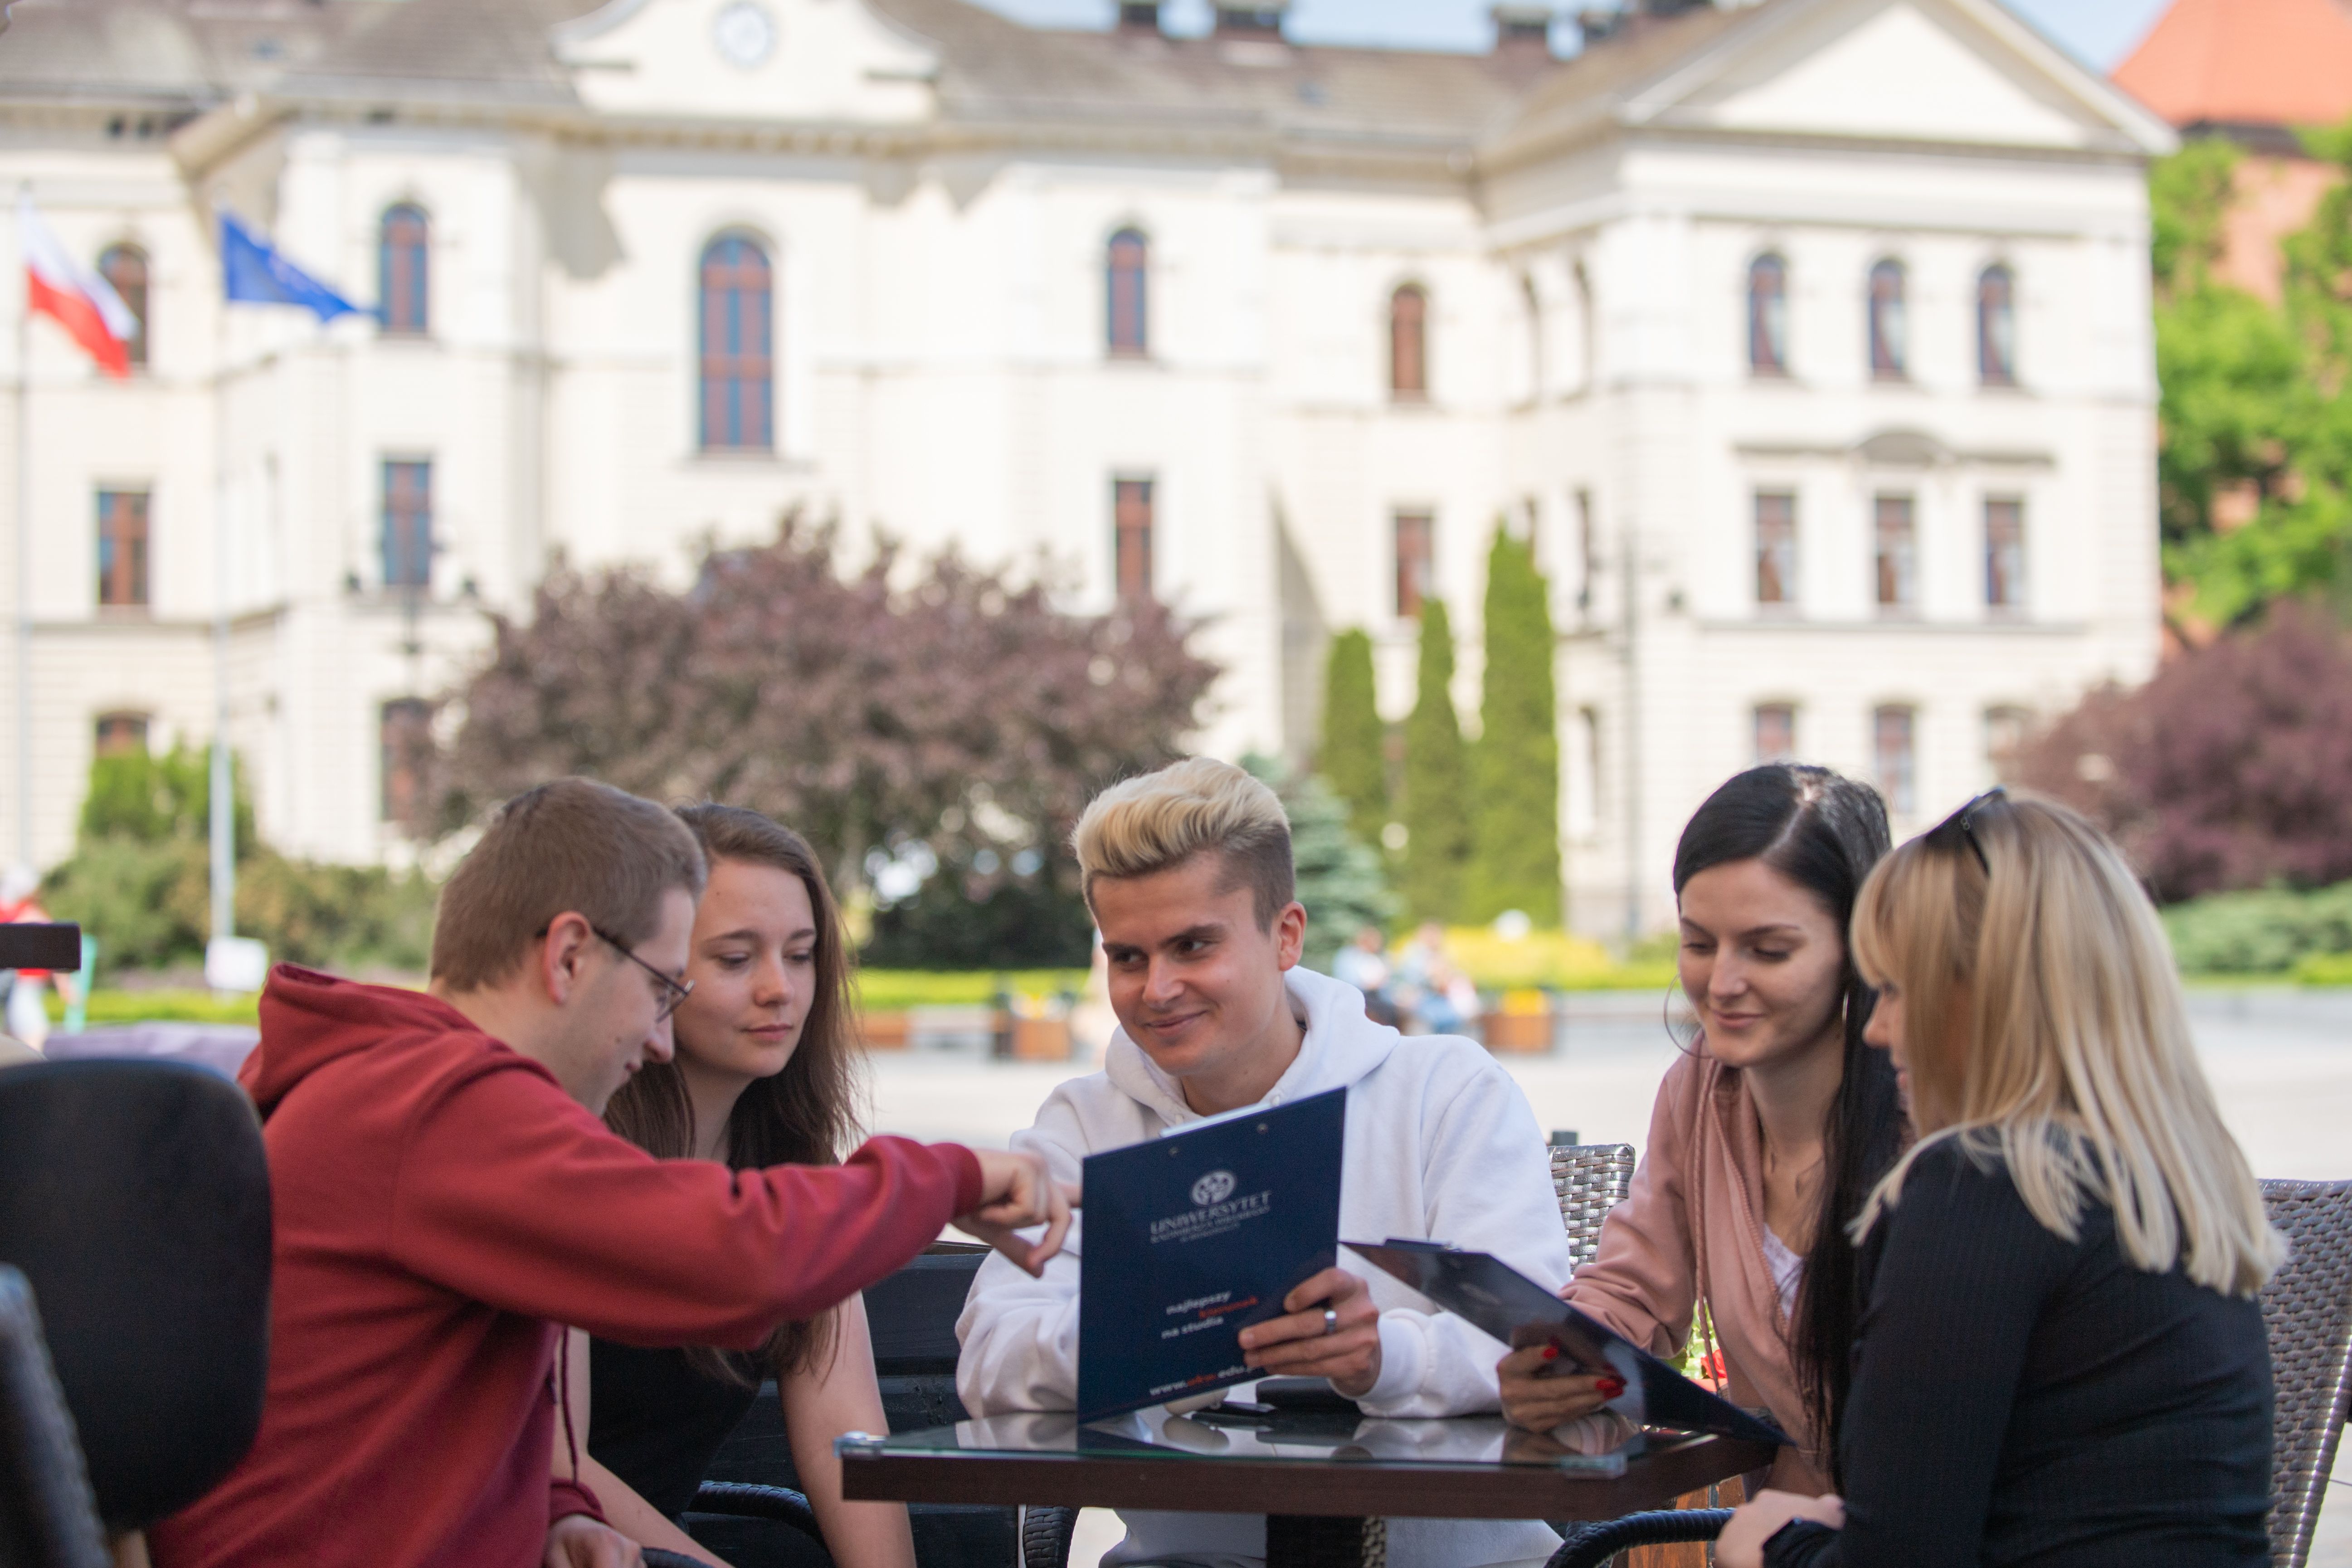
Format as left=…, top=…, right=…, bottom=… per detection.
left=18, top=195, right=134, bottom=378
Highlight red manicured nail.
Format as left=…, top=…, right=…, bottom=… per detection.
left=1541, top=1345, right=1559, bottom=1361
left=1598, top=1378, right=1626, bottom=1397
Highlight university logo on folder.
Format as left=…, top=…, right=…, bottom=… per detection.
left=1077, top=1086, right=1346, bottom=1419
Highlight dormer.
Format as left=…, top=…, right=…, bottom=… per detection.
left=551, top=0, right=941, bottom=125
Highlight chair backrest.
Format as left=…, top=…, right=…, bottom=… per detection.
left=0, top=1060, right=273, bottom=1532
left=1553, top=1143, right=1636, bottom=1270
left=0, top=1266, right=111, bottom=1568
left=2259, top=1179, right=2352, bottom=1568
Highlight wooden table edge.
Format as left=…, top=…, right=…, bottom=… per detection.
left=840, top=1434, right=1775, bottom=1520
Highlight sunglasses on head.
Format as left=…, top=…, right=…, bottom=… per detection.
left=1925, top=786, right=2006, bottom=874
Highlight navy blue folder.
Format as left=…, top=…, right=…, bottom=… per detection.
left=1077, top=1087, right=1346, bottom=1419
left=1347, top=1238, right=1790, bottom=1446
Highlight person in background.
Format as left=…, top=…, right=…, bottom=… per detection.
left=1498, top=765, right=1904, bottom=1496
left=1331, top=924, right=1398, bottom=1026
left=565, top=805, right=913, bottom=1568
left=1, top=864, right=73, bottom=1050
left=1390, top=921, right=1469, bottom=1035
left=151, top=779, right=1071, bottom=1568
left=1719, top=791, right=2279, bottom=1568
left=959, top=757, right=1573, bottom=1568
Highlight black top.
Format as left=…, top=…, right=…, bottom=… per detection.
left=587, top=1338, right=761, bottom=1520
left=1767, top=1139, right=2272, bottom=1568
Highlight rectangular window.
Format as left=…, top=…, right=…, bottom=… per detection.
left=93, top=712, right=149, bottom=758
left=1574, top=489, right=1596, bottom=613
left=1393, top=509, right=1435, bottom=620
left=1874, top=705, right=1916, bottom=817
left=96, top=489, right=150, bottom=609
left=382, top=460, right=433, bottom=590
left=1113, top=477, right=1154, bottom=600
left=1984, top=704, right=2032, bottom=785
left=1753, top=703, right=1797, bottom=765
left=1567, top=707, right=1601, bottom=840
left=1754, top=491, right=1797, bottom=609
left=380, top=698, right=431, bottom=824
left=1874, top=493, right=1916, bottom=614
left=1984, top=497, right=2026, bottom=614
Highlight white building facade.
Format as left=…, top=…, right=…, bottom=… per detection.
left=0, top=0, right=2172, bottom=934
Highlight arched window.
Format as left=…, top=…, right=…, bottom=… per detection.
left=379, top=205, right=430, bottom=336
left=97, top=244, right=148, bottom=368
left=1977, top=263, right=2016, bottom=386
left=1389, top=283, right=1428, bottom=400
left=1867, top=259, right=1906, bottom=380
left=1106, top=229, right=1149, bottom=357
left=698, top=233, right=773, bottom=452
left=1747, top=253, right=1787, bottom=376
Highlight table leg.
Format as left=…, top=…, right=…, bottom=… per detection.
left=1265, top=1514, right=1385, bottom=1568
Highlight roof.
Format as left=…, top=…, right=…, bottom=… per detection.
left=2111, top=0, right=2352, bottom=129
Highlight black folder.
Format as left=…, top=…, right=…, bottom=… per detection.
left=1345, top=1238, right=1788, bottom=1446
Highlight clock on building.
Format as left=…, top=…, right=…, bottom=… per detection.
left=712, top=0, right=776, bottom=68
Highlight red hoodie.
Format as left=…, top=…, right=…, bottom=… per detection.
left=151, top=966, right=982, bottom=1568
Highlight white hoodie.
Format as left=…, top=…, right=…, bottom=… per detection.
left=956, top=966, right=1574, bottom=1568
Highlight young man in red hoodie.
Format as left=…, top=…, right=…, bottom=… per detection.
left=151, top=780, right=1070, bottom=1568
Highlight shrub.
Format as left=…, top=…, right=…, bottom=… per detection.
left=1319, top=629, right=1388, bottom=855
left=1401, top=599, right=1471, bottom=922
left=1468, top=528, right=1562, bottom=925
left=861, top=854, right=1094, bottom=970
left=2161, top=880, right=2352, bottom=975
left=2019, top=604, right=2352, bottom=899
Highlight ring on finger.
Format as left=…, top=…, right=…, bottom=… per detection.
left=1322, top=1307, right=1340, bottom=1336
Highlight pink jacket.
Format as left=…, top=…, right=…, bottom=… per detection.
left=1562, top=1047, right=1829, bottom=1494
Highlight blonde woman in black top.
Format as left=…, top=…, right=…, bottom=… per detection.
left=1721, top=791, right=2282, bottom=1568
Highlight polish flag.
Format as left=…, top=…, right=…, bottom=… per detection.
left=17, top=196, right=134, bottom=378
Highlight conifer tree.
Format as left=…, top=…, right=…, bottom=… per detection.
left=1468, top=526, right=1563, bottom=924
left=1401, top=598, right=1471, bottom=923
left=1318, top=629, right=1388, bottom=853
left=1244, top=754, right=1393, bottom=973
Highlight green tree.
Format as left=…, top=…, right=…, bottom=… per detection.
left=1400, top=598, right=1470, bottom=922
left=1468, top=527, right=1562, bottom=924
left=2152, top=122, right=2352, bottom=626
left=78, top=742, right=254, bottom=857
left=1318, top=629, right=1388, bottom=854
left=1243, top=754, right=1394, bottom=972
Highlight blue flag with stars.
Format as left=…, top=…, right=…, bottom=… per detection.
left=220, top=210, right=367, bottom=322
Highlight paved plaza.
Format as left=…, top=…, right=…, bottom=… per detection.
left=867, top=988, right=2352, bottom=1568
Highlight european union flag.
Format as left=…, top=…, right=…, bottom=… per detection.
left=220, top=210, right=367, bottom=322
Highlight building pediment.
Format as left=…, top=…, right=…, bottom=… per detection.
left=1494, top=0, right=2175, bottom=163
left=551, top=0, right=940, bottom=125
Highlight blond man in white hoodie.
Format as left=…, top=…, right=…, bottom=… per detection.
left=957, top=757, right=1573, bottom=1568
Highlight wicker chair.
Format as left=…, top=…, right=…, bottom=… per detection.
left=0, top=1266, right=112, bottom=1568
left=1552, top=1144, right=1636, bottom=1267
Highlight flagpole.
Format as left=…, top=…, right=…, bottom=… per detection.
left=14, top=182, right=32, bottom=869
left=209, top=209, right=233, bottom=950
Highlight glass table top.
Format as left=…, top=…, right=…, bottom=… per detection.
left=841, top=1406, right=1654, bottom=1476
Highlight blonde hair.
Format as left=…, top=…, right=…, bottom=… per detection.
left=1072, top=757, right=1295, bottom=927
left=1850, top=792, right=2281, bottom=1298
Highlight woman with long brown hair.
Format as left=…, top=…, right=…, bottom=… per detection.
left=1719, top=790, right=2280, bottom=1567
left=559, top=803, right=911, bottom=1568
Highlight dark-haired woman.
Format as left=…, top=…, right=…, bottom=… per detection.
left=1497, top=765, right=1907, bottom=1494
left=556, top=805, right=915, bottom=1568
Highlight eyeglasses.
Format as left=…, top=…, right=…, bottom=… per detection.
left=1926, top=786, right=2006, bottom=875
left=536, top=921, right=694, bottom=1021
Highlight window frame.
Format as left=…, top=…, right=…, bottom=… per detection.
left=1872, top=704, right=1917, bottom=818
left=1983, top=496, right=2026, bottom=615
left=1753, top=703, right=1797, bottom=766
left=1389, top=282, right=1429, bottom=402
left=378, top=204, right=431, bottom=337
left=96, top=487, right=151, bottom=611
left=1113, top=476, right=1155, bottom=601
left=1977, top=263, right=2017, bottom=387
left=1874, top=492, right=1918, bottom=615
left=97, top=243, right=149, bottom=368
left=93, top=711, right=151, bottom=759
left=1753, top=489, right=1798, bottom=611
left=1106, top=229, right=1150, bottom=359
left=1747, top=253, right=1788, bottom=377
left=380, top=696, right=432, bottom=825
left=697, top=232, right=776, bottom=453
left=1393, top=508, right=1436, bottom=620
left=380, top=458, right=434, bottom=592
left=1867, top=259, right=1908, bottom=381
